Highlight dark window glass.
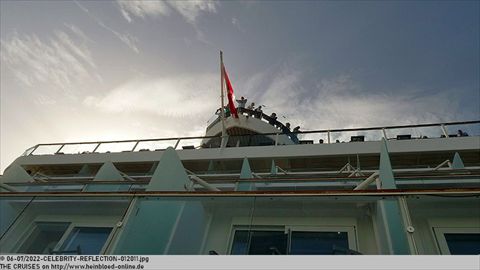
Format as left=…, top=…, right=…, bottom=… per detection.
left=60, top=227, right=112, bottom=255
left=231, top=230, right=288, bottom=255
left=290, top=231, right=349, bottom=255
left=18, top=222, right=70, bottom=254
left=444, top=233, right=480, bottom=255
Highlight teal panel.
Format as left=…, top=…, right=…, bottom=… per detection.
left=94, top=162, right=124, bottom=181
left=379, top=139, right=396, bottom=189
left=1, top=164, right=33, bottom=183
left=78, top=165, right=94, bottom=177
left=0, top=197, right=33, bottom=242
left=270, top=160, right=277, bottom=176
left=376, top=199, right=410, bottom=254
left=114, top=198, right=184, bottom=254
left=166, top=201, right=209, bottom=254
left=451, top=152, right=465, bottom=169
left=148, top=147, right=189, bottom=191
left=236, top=158, right=255, bottom=191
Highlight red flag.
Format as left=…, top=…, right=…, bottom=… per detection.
left=222, top=64, right=238, bottom=118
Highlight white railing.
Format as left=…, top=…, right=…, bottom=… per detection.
left=23, top=120, right=480, bottom=156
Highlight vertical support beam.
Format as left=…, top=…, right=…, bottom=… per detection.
left=382, top=128, right=388, bottom=140
left=398, top=196, right=419, bottom=254
left=374, top=139, right=411, bottom=254
left=235, top=158, right=256, bottom=191
left=270, top=160, right=277, bottom=176
left=379, top=139, right=396, bottom=189
left=451, top=152, right=465, bottom=169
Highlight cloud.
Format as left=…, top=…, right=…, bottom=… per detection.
left=0, top=26, right=97, bottom=94
left=117, top=1, right=170, bottom=23
left=117, top=0, right=218, bottom=24
left=83, top=74, right=219, bottom=118
left=74, top=1, right=139, bottom=53
left=168, top=1, right=217, bottom=24
left=232, top=17, right=244, bottom=32
left=248, top=66, right=464, bottom=139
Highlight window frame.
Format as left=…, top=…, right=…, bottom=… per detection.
left=228, top=225, right=357, bottom=255
left=15, top=216, right=116, bottom=255
left=432, top=227, right=480, bottom=255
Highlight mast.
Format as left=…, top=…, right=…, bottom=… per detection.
left=220, top=51, right=227, bottom=148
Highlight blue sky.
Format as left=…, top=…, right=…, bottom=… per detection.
left=1, top=0, right=479, bottom=172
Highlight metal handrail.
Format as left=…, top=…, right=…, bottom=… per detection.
left=26, top=120, right=480, bottom=156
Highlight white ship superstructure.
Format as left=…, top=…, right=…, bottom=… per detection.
left=1, top=112, right=479, bottom=255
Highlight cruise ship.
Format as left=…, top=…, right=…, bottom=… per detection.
left=1, top=62, right=479, bottom=255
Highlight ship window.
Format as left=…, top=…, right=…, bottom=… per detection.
left=433, top=227, right=480, bottom=255
left=17, top=222, right=70, bottom=254
left=444, top=233, right=480, bottom=255
left=59, top=227, right=112, bottom=255
left=230, top=227, right=356, bottom=255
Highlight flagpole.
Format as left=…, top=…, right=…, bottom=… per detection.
left=220, top=51, right=227, bottom=148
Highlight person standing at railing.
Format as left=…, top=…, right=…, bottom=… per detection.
left=236, top=96, right=247, bottom=115
left=291, top=126, right=300, bottom=144
left=236, top=96, right=247, bottom=109
left=254, top=106, right=263, bottom=118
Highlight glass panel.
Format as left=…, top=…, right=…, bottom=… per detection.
left=134, top=140, right=178, bottom=152
left=114, top=196, right=255, bottom=254
left=60, top=227, right=112, bottom=255
left=0, top=197, right=34, bottom=238
left=177, top=139, right=204, bottom=150
left=290, top=231, right=349, bottom=255
left=60, top=144, right=98, bottom=154
left=444, top=233, right=480, bottom=255
left=31, top=145, right=62, bottom=155
left=95, top=142, right=136, bottom=153
left=18, top=222, right=70, bottom=254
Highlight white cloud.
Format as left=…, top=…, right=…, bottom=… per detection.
left=75, top=1, right=140, bottom=53
left=117, top=1, right=170, bottom=23
left=168, top=1, right=217, bottom=24
left=250, top=67, right=462, bottom=137
left=83, top=74, right=219, bottom=118
left=117, top=0, right=218, bottom=24
left=0, top=27, right=97, bottom=94
left=232, top=17, right=244, bottom=32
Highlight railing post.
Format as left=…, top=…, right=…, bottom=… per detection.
left=174, top=139, right=181, bottom=149
left=327, top=131, right=331, bottom=144
left=55, top=144, right=65, bottom=154
left=275, top=133, right=279, bottom=146
left=440, top=124, right=449, bottom=137
left=382, top=128, right=388, bottom=140
left=92, top=143, right=101, bottom=153
left=131, top=141, right=140, bottom=152
left=29, top=145, right=40, bottom=156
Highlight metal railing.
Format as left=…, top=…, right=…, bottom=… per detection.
left=22, top=120, right=480, bottom=156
